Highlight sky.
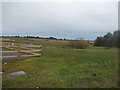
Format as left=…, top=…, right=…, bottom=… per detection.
left=1, top=0, right=118, bottom=40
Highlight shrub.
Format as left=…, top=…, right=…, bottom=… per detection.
left=68, top=40, right=89, bottom=49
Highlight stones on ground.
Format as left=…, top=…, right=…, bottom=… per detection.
left=10, top=71, right=26, bottom=76
left=29, top=75, right=31, bottom=77
left=4, top=62, right=7, bottom=65
left=0, top=72, right=3, bottom=75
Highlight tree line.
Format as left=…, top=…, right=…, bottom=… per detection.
left=3, top=36, right=67, bottom=41
left=94, top=30, right=120, bottom=48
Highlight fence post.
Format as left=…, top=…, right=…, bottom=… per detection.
left=17, top=44, right=21, bottom=59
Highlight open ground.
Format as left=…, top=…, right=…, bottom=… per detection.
left=2, top=37, right=118, bottom=88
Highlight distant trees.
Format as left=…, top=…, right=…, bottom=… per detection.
left=94, top=30, right=120, bottom=48
left=14, top=36, right=67, bottom=40
left=47, top=37, right=57, bottom=40
left=15, top=36, right=20, bottom=38
left=94, top=36, right=104, bottom=46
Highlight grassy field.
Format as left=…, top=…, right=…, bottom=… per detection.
left=2, top=37, right=118, bottom=88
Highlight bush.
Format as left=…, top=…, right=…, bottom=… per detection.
left=68, top=40, right=89, bottom=49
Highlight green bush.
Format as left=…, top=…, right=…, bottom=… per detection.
left=68, top=40, right=89, bottom=49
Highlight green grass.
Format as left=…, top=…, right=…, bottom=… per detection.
left=2, top=37, right=118, bottom=88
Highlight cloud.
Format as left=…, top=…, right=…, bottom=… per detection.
left=2, top=2, right=118, bottom=40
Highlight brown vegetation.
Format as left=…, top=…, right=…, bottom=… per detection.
left=68, top=40, right=89, bottom=49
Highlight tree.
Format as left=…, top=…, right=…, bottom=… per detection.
left=94, top=30, right=120, bottom=48
left=94, top=36, right=104, bottom=46
left=103, top=32, right=113, bottom=47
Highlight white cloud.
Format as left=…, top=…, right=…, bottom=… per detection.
left=2, top=2, right=118, bottom=39
left=1, top=0, right=119, bottom=2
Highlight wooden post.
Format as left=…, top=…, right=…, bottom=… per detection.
left=17, top=44, right=21, bottom=59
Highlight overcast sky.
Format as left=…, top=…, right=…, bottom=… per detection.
left=1, top=0, right=118, bottom=40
